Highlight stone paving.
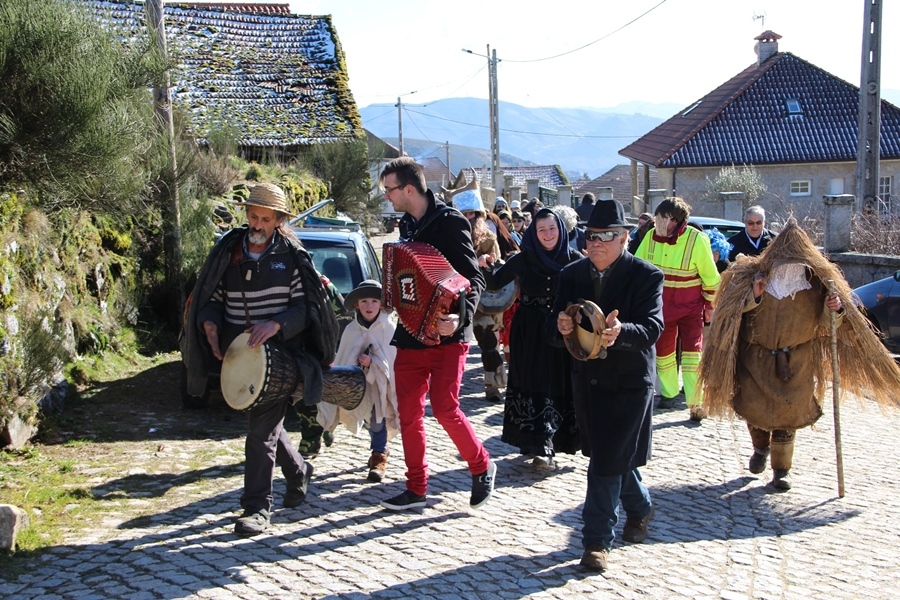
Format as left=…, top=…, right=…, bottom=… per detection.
left=2, top=346, right=900, bottom=599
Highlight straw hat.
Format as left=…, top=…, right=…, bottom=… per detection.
left=233, top=182, right=297, bottom=217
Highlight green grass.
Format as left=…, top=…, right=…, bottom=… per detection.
left=0, top=447, right=101, bottom=571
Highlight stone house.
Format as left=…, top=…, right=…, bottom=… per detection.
left=619, top=31, right=900, bottom=220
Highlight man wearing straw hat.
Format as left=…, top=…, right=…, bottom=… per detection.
left=183, top=182, right=339, bottom=535
left=551, top=198, right=664, bottom=572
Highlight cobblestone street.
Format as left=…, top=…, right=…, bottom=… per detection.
left=2, top=346, right=899, bottom=599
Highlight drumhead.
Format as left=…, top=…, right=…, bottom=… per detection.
left=478, top=279, right=518, bottom=314
left=221, top=332, right=268, bottom=411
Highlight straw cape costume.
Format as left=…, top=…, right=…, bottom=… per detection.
left=700, top=220, right=900, bottom=489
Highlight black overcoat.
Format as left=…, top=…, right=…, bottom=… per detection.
left=547, top=252, right=664, bottom=475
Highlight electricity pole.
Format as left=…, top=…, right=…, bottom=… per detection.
left=445, top=141, right=451, bottom=179
left=463, top=46, right=501, bottom=193
left=488, top=46, right=501, bottom=193
left=856, top=0, right=882, bottom=212
left=396, top=97, right=404, bottom=156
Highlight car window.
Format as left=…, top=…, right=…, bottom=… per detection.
left=302, top=240, right=362, bottom=296
left=362, top=240, right=382, bottom=285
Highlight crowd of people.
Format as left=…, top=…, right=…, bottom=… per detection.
left=183, top=160, right=900, bottom=573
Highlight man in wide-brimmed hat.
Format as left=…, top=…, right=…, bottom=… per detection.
left=183, top=181, right=338, bottom=536
left=551, top=198, right=664, bottom=573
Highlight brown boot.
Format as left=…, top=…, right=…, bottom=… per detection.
left=367, top=451, right=388, bottom=483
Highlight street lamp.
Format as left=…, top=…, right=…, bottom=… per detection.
left=462, top=46, right=501, bottom=194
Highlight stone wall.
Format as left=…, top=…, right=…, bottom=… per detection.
left=829, top=252, right=900, bottom=289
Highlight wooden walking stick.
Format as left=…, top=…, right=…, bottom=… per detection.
left=828, top=280, right=845, bottom=497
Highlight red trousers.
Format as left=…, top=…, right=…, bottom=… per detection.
left=394, top=342, right=490, bottom=496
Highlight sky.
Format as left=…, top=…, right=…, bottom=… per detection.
left=283, top=0, right=900, bottom=110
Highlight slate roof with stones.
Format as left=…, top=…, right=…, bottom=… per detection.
left=472, top=165, right=569, bottom=189
left=619, top=52, right=900, bottom=168
left=86, top=1, right=362, bottom=147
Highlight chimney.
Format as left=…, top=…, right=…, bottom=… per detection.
left=754, top=30, right=782, bottom=66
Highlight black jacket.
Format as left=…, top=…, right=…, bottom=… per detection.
left=182, top=226, right=339, bottom=402
left=547, top=253, right=664, bottom=474
left=727, top=228, right=776, bottom=262
left=392, top=190, right=485, bottom=349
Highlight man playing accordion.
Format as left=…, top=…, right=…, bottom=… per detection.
left=379, top=157, right=497, bottom=511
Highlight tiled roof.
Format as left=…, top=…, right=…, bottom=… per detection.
left=86, top=1, right=362, bottom=147
left=418, top=157, right=450, bottom=185
left=179, top=3, right=292, bottom=15
left=574, top=164, right=658, bottom=201
left=619, top=52, right=900, bottom=168
left=472, top=165, right=569, bottom=189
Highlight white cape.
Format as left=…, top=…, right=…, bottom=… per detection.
left=316, top=311, right=400, bottom=440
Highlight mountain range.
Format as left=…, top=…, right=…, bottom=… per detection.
left=360, top=91, right=900, bottom=181
left=359, top=98, right=678, bottom=181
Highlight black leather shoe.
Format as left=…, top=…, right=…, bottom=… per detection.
left=283, top=462, right=314, bottom=508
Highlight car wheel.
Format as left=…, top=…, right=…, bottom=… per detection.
left=180, top=361, right=210, bottom=409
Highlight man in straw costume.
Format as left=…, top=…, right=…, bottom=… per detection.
left=699, top=218, right=900, bottom=491
left=183, top=182, right=339, bottom=535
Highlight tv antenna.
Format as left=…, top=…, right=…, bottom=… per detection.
left=752, top=10, right=767, bottom=30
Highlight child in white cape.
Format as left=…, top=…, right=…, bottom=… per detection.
left=316, top=280, right=399, bottom=481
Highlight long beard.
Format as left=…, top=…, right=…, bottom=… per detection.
left=248, top=229, right=268, bottom=245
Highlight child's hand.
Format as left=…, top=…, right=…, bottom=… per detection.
left=358, top=354, right=372, bottom=368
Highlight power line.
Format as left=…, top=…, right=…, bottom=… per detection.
left=367, top=64, right=488, bottom=100
left=402, top=107, right=641, bottom=139
left=502, top=0, right=667, bottom=64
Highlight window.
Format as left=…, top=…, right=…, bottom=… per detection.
left=879, top=175, right=893, bottom=198
left=786, top=99, right=802, bottom=115
left=879, top=176, right=894, bottom=216
left=790, top=180, right=811, bottom=196
left=829, top=178, right=844, bottom=195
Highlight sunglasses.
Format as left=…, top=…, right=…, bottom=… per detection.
left=584, top=230, right=622, bottom=243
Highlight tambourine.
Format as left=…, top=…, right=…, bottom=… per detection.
left=563, top=300, right=608, bottom=361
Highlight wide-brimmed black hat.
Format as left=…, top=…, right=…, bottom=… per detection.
left=344, top=279, right=382, bottom=307
left=585, top=198, right=635, bottom=230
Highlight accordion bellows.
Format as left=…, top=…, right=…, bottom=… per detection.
left=383, top=242, right=471, bottom=346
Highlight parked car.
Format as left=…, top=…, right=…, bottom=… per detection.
left=180, top=215, right=383, bottom=409
left=853, top=270, right=900, bottom=354
left=380, top=200, right=402, bottom=233
left=296, top=228, right=382, bottom=299
left=688, top=216, right=746, bottom=239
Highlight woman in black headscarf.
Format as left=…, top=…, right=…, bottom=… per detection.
left=481, top=208, right=582, bottom=470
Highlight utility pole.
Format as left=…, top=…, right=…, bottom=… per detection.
left=488, top=45, right=501, bottom=193
left=445, top=140, right=451, bottom=179
left=396, top=97, right=404, bottom=156
left=463, top=46, right=502, bottom=193
left=856, top=0, right=882, bottom=212
left=147, top=0, right=184, bottom=328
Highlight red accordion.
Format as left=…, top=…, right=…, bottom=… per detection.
left=383, top=241, right=471, bottom=346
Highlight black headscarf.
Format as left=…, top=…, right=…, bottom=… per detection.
left=521, top=208, right=571, bottom=273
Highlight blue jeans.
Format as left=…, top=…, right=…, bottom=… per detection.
left=582, top=462, right=652, bottom=550
left=369, top=405, right=388, bottom=453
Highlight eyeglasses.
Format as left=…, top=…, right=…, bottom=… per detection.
left=383, top=184, right=405, bottom=195
left=746, top=219, right=763, bottom=226
left=585, top=230, right=622, bottom=243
